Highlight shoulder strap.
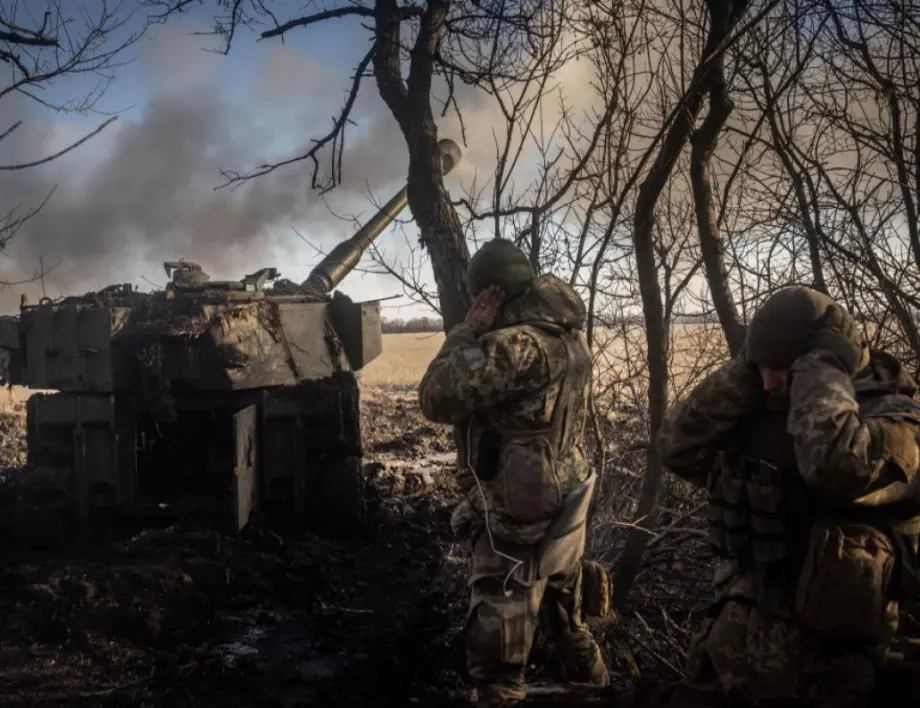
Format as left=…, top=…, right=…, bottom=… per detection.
left=518, top=320, right=568, bottom=337
left=490, top=321, right=591, bottom=455
left=859, top=394, right=920, bottom=425
left=549, top=331, right=592, bottom=455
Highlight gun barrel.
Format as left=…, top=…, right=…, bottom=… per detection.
left=301, top=138, right=462, bottom=295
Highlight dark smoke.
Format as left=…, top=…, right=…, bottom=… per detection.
left=0, top=25, right=414, bottom=314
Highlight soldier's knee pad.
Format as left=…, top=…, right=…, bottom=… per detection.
left=466, top=596, right=532, bottom=670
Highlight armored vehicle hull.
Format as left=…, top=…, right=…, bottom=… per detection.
left=24, top=373, right=363, bottom=531
left=1, top=138, right=462, bottom=532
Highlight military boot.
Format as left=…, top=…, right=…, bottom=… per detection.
left=561, top=629, right=609, bottom=687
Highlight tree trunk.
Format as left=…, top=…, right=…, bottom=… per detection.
left=613, top=0, right=751, bottom=609
left=690, top=67, right=746, bottom=355
left=373, top=0, right=471, bottom=332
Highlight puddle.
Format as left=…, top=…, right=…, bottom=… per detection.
left=216, top=639, right=260, bottom=667
left=214, top=612, right=272, bottom=667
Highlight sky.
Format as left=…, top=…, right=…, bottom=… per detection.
left=0, top=1, right=517, bottom=318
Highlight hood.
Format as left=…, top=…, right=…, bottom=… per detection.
left=854, top=349, right=918, bottom=398
left=497, top=274, right=587, bottom=331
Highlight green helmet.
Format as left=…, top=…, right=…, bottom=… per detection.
left=466, top=239, right=535, bottom=299
left=745, top=286, right=847, bottom=368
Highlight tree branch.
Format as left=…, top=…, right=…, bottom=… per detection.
left=0, top=117, right=118, bottom=171
left=216, top=46, right=375, bottom=191
left=260, top=5, right=421, bottom=40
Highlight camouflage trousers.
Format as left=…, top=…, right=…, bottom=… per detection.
left=680, top=595, right=881, bottom=707
left=465, top=531, right=608, bottom=707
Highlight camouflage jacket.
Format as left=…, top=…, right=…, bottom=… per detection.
left=418, top=274, right=592, bottom=544
left=660, top=347, right=920, bottom=510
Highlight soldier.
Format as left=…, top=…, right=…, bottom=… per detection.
left=418, top=239, right=608, bottom=707
left=658, top=286, right=920, bottom=707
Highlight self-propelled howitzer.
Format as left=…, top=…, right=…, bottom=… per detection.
left=0, top=138, right=462, bottom=532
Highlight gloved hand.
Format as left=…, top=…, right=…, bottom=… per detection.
left=810, top=305, right=866, bottom=375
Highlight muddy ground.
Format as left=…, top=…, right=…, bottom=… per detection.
left=4, top=387, right=918, bottom=707
left=0, top=388, right=659, bottom=708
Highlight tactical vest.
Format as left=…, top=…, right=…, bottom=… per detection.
left=706, top=390, right=920, bottom=606
left=465, top=321, right=599, bottom=581
left=469, top=322, right=593, bottom=529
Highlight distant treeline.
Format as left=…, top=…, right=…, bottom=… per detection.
left=382, top=316, right=444, bottom=333
left=381, top=312, right=909, bottom=334
left=381, top=314, right=717, bottom=332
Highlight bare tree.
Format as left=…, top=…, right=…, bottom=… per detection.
left=612, top=0, right=761, bottom=608
left=0, top=1, right=143, bottom=253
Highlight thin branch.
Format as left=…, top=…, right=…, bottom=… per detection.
left=0, top=117, right=118, bottom=171
left=216, top=46, right=375, bottom=190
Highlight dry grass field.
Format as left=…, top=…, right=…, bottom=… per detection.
left=360, top=332, right=447, bottom=388
left=0, top=386, right=33, bottom=413
left=360, top=325, right=728, bottom=394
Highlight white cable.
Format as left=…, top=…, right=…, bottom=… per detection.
left=466, top=421, right=526, bottom=598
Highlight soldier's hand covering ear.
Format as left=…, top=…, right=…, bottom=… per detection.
left=465, top=285, right=505, bottom=335
left=810, top=305, right=866, bottom=375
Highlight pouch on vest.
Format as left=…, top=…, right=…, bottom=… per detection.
left=708, top=453, right=788, bottom=563
left=488, top=327, right=592, bottom=527
left=747, top=458, right=786, bottom=563
left=535, top=471, right=596, bottom=579
left=795, top=520, right=897, bottom=644
left=581, top=558, right=613, bottom=619
left=853, top=404, right=920, bottom=507
left=707, top=452, right=750, bottom=557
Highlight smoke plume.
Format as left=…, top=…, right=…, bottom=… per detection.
left=0, top=23, right=415, bottom=312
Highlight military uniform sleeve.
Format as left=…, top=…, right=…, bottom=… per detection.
left=659, top=355, right=765, bottom=486
left=788, top=351, right=920, bottom=507
left=418, top=322, right=551, bottom=424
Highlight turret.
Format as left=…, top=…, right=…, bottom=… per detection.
left=300, top=138, right=462, bottom=297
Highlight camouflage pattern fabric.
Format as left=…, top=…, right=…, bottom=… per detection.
left=418, top=274, right=607, bottom=706
left=659, top=353, right=766, bottom=487
left=682, top=576, right=878, bottom=707
left=420, top=274, right=593, bottom=545
left=466, top=532, right=608, bottom=707
left=788, top=349, right=920, bottom=506
left=659, top=343, right=920, bottom=706
left=581, top=559, right=613, bottom=619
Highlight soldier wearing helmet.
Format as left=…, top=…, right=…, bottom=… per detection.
left=418, top=239, right=608, bottom=707
left=657, top=286, right=920, bottom=707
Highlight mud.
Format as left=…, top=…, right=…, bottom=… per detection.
left=5, top=385, right=918, bottom=708
left=1, top=383, right=682, bottom=707
left=0, top=388, right=477, bottom=708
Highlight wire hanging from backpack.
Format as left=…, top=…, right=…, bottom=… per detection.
left=466, top=420, right=525, bottom=598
